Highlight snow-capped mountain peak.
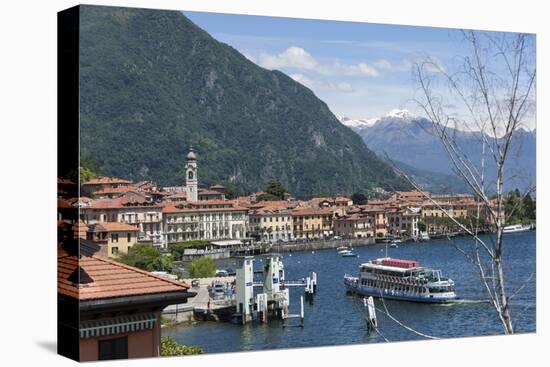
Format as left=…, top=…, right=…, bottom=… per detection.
left=385, top=109, right=415, bottom=120
left=337, top=109, right=417, bottom=130
left=337, top=115, right=378, bottom=129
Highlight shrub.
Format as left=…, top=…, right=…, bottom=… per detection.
left=160, top=336, right=202, bottom=356
left=189, top=257, right=216, bottom=278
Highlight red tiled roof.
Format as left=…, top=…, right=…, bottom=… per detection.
left=92, top=186, right=144, bottom=195
left=87, top=197, right=160, bottom=209
left=210, top=184, right=226, bottom=189
left=58, top=255, right=189, bottom=300
left=163, top=203, right=248, bottom=214
left=83, top=176, right=133, bottom=185
left=334, top=197, right=352, bottom=202
left=249, top=200, right=294, bottom=209
left=292, top=207, right=335, bottom=216
left=198, top=189, right=223, bottom=195
left=92, top=222, right=139, bottom=232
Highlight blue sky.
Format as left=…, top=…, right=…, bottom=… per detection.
left=183, top=11, right=535, bottom=128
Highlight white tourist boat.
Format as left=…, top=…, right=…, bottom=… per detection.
left=502, top=224, right=532, bottom=234
left=344, top=257, right=457, bottom=303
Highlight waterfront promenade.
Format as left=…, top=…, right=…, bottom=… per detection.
left=270, top=237, right=375, bottom=253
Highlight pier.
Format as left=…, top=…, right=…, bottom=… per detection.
left=162, top=254, right=317, bottom=325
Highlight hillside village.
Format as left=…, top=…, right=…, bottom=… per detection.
left=58, top=148, right=505, bottom=259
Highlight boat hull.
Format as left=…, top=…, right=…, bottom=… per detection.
left=344, top=278, right=456, bottom=304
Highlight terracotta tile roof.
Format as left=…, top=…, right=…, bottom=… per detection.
left=292, top=207, right=335, bottom=216
left=249, top=200, right=295, bottom=209
left=92, top=186, right=144, bottom=195
left=163, top=203, right=248, bottom=214
left=58, top=254, right=189, bottom=301
left=210, top=184, right=226, bottom=189
left=198, top=189, right=223, bottom=195
left=87, top=197, right=160, bottom=209
left=92, top=222, right=140, bottom=232
left=334, top=196, right=352, bottom=202
left=83, top=176, right=133, bottom=185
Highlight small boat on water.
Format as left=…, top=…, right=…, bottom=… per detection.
left=389, top=242, right=399, bottom=248
left=418, top=232, right=430, bottom=242
left=336, top=246, right=350, bottom=254
left=344, top=257, right=457, bottom=303
left=340, top=249, right=358, bottom=257
left=503, top=224, right=532, bottom=234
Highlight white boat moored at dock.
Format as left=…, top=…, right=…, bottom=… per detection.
left=344, top=257, right=457, bottom=303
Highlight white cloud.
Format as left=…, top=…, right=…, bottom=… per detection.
left=258, top=46, right=319, bottom=70
left=341, top=62, right=380, bottom=77
left=257, top=46, right=380, bottom=78
left=373, top=59, right=412, bottom=73
left=290, top=73, right=355, bottom=93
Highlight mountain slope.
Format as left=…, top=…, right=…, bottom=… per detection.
left=340, top=111, right=536, bottom=193
left=78, top=6, right=409, bottom=197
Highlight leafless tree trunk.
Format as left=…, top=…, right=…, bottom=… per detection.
left=409, top=31, right=535, bottom=334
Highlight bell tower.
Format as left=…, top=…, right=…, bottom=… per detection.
left=185, top=147, right=198, bottom=202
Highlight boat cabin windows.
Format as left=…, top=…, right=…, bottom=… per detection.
left=429, top=285, right=454, bottom=293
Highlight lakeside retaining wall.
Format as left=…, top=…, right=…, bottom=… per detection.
left=270, top=237, right=376, bottom=253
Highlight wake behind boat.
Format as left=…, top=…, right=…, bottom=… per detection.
left=340, top=249, right=358, bottom=257
left=344, top=257, right=457, bottom=303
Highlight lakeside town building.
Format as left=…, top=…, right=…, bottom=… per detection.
left=162, top=200, right=248, bottom=244
left=86, top=222, right=140, bottom=257
left=249, top=206, right=294, bottom=242
left=333, top=213, right=374, bottom=238
left=292, top=207, right=336, bottom=239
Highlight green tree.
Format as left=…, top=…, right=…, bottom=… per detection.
left=116, top=244, right=173, bottom=272
left=189, top=257, right=216, bottom=278
left=351, top=192, right=368, bottom=205
left=265, top=180, right=287, bottom=199
left=417, top=221, right=427, bottom=232
left=169, top=240, right=210, bottom=260
left=79, top=166, right=97, bottom=185
left=160, top=336, right=202, bottom=356
left=522, top=193, right=536, bottom=221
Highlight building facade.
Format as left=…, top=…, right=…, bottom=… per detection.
left=292, top=207, right=335, bottom=239
left=249, top=208, right=293, bottom=242
left=87, top=222, right=139, bottom=257
left=163, top=201, right=248, bottom=244
left=333, top=213, right=374, bottom=238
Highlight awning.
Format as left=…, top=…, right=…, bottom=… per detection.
left=79, top=313, right=156, bottom=339
left=210, top=240, right=242, bottom=247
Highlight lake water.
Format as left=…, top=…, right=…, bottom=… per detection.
left=163, top=231, right=536, bottom=353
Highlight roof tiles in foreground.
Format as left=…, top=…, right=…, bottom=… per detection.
left=58, top=254, right=189, bottom=301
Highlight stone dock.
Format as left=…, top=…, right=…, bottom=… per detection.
left=162, top=276, right=236, bottom=323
